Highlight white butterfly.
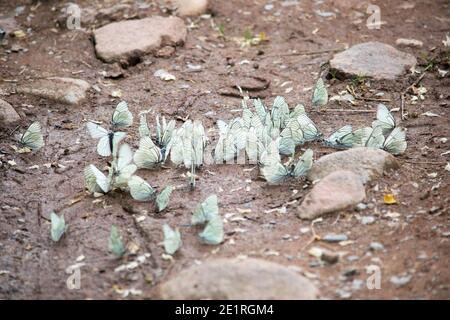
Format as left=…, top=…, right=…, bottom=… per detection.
left=383, top=127, right=407, bottom=155
left=156, top=115, right=176, bottom=152
left=312, top=78, right=328, bottom=107
left=86, top=122, right=126, bottom=157
left=372, top=104, right=395, bottom=135
left=297, top=114, right=322, bottom=141
left=133, top=136, right=163, bottom=169
left=111, top=143, right=137, bottom=189
left=214, top=119, right=246, bottom=163
left=138, top=111, right=151, bottom=138
left=281, top=118, right=305, bottom=146
left=156, top=185, right=173, bottom=213
left=163, top=224, right=182, bottom=255
left=199, top=214, right=224, bottom=245
left=271, top=96, right=290, bottom=130
left=84, top=164, right=111, bottom=194
left=191, top=195, right=219, bottom=225
left=261, top=148, right=314, bottom=184
left=19, top=121, right=44, bottom=151
left=253, top=98, right=267, bottom=122
left=112, top=101, right=133, bottom=128
left=128, top=175, right=156, bottom=201
left=50, top=212, right=67, bottom=242
left=365, top=126, right=385, bottom=149
left=352, top=127, right=373, bottom=147
left=259, top=138, right=282, bottom=167
left=324, top=125, right=353, bottom=149
left=289, top=104, right=306, bottom=119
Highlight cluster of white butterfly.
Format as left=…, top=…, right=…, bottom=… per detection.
left=83, top=101, right=180, bottom=213
left=163, top=194, right=224, bottom=255
left=324, top=104, right=407, bottom=155
left=211, top=92, right=320, bottom=184
left=82, top=101, right=223, bottom=255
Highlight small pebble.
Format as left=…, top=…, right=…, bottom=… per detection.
left=323, top=234, right=348, bottom=243
left=361, top=216, right=376, bottom=225
left=346, top=255, right=359, bottom=262
left=369, top=242, right=384, bottom=251
left=352, top=279, right=364, bottom=291
left=390, top=274, right=412, bottom=286
left=355, top=203, right=367, bottom=211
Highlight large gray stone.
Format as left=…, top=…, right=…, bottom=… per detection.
left=0, top=99, right=20, bottom=125
left=172, top=0, right=209, bottom=16
left=158, top=258, right=318, bottom=299
left=94, top=16, right=186, bottom=63
left=330, top=42, right=417, bottom=80
left=307, top=147, right=399, bottom=184
left=298, top=170, right=366, bottom=220
left=16, top=77, right=90, bottom=105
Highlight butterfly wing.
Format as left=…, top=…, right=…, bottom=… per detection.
left=128, top=175, right=155, bottom=201
left=372, top=104, right=395, bottom=134
left=383, top=127, right=407, bottom=155
left=253, top=98, right=267, bottom=122
left=116, top=143, right=133, bottom=170
left=133, top=136, right=162, bottom=169
left=324, top=125, right=353, bottom=148
left=50, top=212, right=66, bottom=242
left=365, top=126, right=385, bottom=149
left=138, top=113, right=151, bottom=138
left=279, top=136, right=295, bottom=155
left=163, top=224, right=182, bottom=255
left=20, top=121, right=44, bottom=151
left=199, top=214, right=224, bottom=245
left=156, top=185, right=173, bottom=212
left=352, top=127, right=373, bottom=147
left=261, top=161, right=289, bottom=184
left=86, top=122, right=108, bottom=139
left=312, top=78, right=328, bottom=107
left=161, top=119, right=176, bottom=148
left=191, top=195, right=219, bottom=225
left=84, top=164, right=110, bottom=193
left=292, top=148, right=314, bottom=177
left=112, top=101, right=133, bottom=128
left=297, top=114, right=321, bottom=141
left=289, top=104, right=306, bottom=119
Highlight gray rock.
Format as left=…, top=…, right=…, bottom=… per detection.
left=346, top=255, right=359, bottom=262
left=355, top=203, right=367, bottom=211
left=322, top=234, right=348, bottom=243
left=307, top=147, right=399, bottom=184
left=298, top=170, right=366, bottom=220
left=0, top=99, right=20, bottom=125
left=395, top=38, right=423, bottom=48
left=173, top=0, right=209, bottom=16
left=369, top=242, right=384, bottom=251
left=361, top=216, right=376, bottom=225
left=330, top=42, right=417, bottom=80
left=16, top=77, right=90, bottom=105
left=158, top=258, right=318, bottom=299
left=94, top=16, right=186, bottom=63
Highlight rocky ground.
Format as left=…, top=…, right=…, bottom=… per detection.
left=0, top=0, right=449, bottom=299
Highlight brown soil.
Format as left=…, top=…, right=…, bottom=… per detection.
left=0, top=0, right=449, bottom=299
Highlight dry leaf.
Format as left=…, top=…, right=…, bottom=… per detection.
left=383, top=193, right=397, bottom=205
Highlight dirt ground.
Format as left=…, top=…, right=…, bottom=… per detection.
left=0, top=0, right=449, bottom=300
